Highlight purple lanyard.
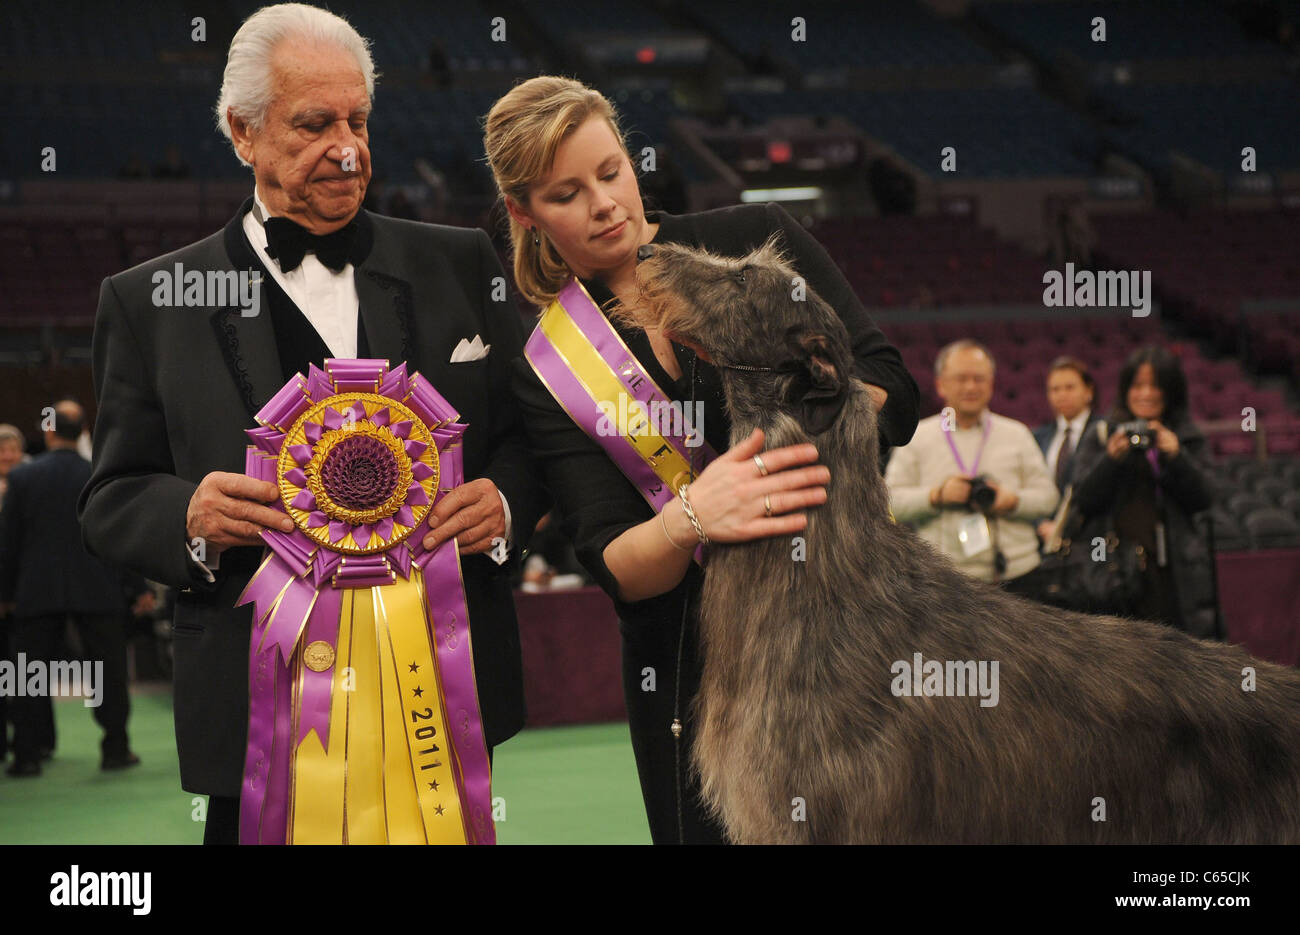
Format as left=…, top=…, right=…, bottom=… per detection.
left=944, top=417, right=992, bottom=477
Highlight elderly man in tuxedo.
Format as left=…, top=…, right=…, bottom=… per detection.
left=78, top=4, right=547, bottom=844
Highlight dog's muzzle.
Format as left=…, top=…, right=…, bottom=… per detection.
left=636, top=244, right=655, bottom=262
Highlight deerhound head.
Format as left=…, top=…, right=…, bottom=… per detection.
left=621, top=237, right=856, bottom=436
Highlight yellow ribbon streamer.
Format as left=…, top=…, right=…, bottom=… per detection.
left=287, top=576, right=467, bottom=844
left=538, top=301, right=698, bottom=495
left=344, top=590, right=385, bottom=843
left=379, top=573, right=468, bottom=844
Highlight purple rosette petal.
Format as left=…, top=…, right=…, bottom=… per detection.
left=261, top=378, right=312, bottom=429
left=249, top=425, right=286, bottom=455
left=378, top=362, right=409, bottom=400
left=306, top=363, right=334, bottom=402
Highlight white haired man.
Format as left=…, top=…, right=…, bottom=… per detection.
left=885, top=339, right=1059, bottom=590
left=78, top=4, right=547, bottom=843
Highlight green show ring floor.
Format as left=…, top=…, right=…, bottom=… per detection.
left=0, top=686, right=651, bottom=845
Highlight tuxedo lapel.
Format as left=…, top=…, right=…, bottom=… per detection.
left=354, top=254, right=415, bottom=368
left=214, top=201, right=284, bottom=423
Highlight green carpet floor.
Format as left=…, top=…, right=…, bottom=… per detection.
left=0, top=685, right=651, bottom=844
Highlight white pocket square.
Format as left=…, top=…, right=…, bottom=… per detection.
left=450, top=334, right=490, bottom=362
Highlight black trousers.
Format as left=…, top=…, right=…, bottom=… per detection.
left=204, top=747, right=496, bottom=844
left=7, top=613, right=130, bottom=766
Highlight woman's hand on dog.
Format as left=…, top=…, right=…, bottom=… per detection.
left=688, top=428, right=829, bottom=542
left=602, top=429, right=828, bottom=603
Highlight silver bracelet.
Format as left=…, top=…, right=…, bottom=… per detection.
left=678, top=484, right=708, bottom=545
left=660, top=505, right=693, bottom=552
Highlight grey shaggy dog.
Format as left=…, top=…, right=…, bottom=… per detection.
left=619, top=237, right=1300, bottom=844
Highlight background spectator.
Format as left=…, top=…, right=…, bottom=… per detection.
left=886, top=340, right=1059, bottom=588
left=0, top=401, right=145, bottom=776
left=1070, top=346, right=1219, bottom=637
left=1033, top=356, right=1102, bottom=544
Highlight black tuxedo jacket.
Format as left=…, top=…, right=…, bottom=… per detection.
left=78, top=199, right=549, bottom=797
left=0, top=449, right=129, bottom=618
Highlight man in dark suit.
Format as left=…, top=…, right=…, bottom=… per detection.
left=77, top=5, right=547, bottom=843
left=0, top=401, right=146, bottom=776
left=1031, top=356, right=1101, bottom=543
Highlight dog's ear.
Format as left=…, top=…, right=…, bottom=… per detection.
left=782, top=326, right=850, bottom=435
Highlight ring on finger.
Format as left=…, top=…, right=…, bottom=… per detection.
left=764, top=494, right=773, bottom=518
left=754, top=454, right=768, bottom=477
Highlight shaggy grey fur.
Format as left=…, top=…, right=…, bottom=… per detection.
left=620, top=237, right=1300, bottom=844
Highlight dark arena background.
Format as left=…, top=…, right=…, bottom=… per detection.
left=0, top=0, right=1297, bottom=889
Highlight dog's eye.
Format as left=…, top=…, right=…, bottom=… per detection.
left=733, top=266, right=750, bottom=285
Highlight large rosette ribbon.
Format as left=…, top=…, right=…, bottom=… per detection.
left=234, top=358, right=494, bottom=844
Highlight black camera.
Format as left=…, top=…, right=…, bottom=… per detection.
left=966, top=474, right=997, bottom=514
left=1117, top=419, right=1153, bottom=450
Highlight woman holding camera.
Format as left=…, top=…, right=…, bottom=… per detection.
left=1069, top=346, right=1219, bottom=636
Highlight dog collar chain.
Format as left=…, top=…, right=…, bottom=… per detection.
left=714, top=359, right=806, bottom=374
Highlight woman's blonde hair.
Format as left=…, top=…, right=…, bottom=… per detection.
left=483, top=76, right=631, bottom=308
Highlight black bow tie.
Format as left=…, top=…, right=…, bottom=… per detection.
left=263, top=215, right=360, bottom=273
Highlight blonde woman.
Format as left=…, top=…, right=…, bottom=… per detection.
left=484, top=76, right=919, bottom=843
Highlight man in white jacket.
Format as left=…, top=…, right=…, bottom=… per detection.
left=885, top=340, right=1059, bottom=586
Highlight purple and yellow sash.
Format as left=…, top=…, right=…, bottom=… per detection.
left=524, top=279, right=719, bottom=552
left=235, top=358, right=493, bottom=845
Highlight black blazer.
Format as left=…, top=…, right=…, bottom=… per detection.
left=78, top=200, right=549, bottom=797
left=0, top=449, right=128, bottom=618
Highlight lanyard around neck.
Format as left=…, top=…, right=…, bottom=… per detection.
left=944, top=416, right=992, bottom=476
